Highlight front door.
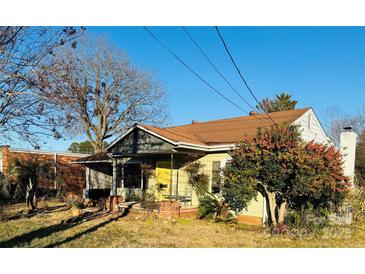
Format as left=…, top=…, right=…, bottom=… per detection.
left=155, top=161, right=172, bottom=200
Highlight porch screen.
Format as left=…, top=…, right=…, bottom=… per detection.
left=124, top=164, right=142, bottom=188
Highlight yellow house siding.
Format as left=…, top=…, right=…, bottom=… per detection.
left=241, top=192, right=264, bottom=218
left=112, top=153, right=265, bottom=220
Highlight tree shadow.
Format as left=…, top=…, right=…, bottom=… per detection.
left=1, top=205, right=69, bottom=221
left=0, top=210, right=117, bottom=248
left=45, top=212, right=125, bottom=248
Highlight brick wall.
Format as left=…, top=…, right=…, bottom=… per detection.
left=0, top=146, right=87, bottom=196
left=159, top=200, right=182, bottom=218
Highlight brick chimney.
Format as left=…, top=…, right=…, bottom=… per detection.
left=191, top=120, right=200, bottom=124
left=340, top=127, right=358, bottom=185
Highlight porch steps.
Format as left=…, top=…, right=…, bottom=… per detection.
left=117, top=201, right=140, bottom=210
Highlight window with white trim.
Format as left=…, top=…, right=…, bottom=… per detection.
left=211, top=161, right=221, bottom=194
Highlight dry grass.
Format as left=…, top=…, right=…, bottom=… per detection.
left=1, top=201, right=365, bottom=248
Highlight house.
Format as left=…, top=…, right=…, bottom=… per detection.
left=74, top=107, right=337, bottom=224
left=0, top=146, right=88, bottom=196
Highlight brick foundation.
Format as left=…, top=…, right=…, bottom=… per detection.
left=236, top=215, right=262, bottom=225
left=179, top=208, right=198, bottom=219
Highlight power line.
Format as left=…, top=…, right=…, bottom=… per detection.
left=214, top=26, right=277, bottom=126
left=143, top=26, right=251, bottom=115
left=182, top=26, right=271, bottom=123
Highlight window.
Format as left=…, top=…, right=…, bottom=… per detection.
left=124, top=164, right=143, bottom=189
left=211, top=161, right=221, bottom=193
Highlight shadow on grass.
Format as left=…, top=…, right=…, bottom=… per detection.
left=45, top=212, right=125, bottom=247
left=0, top=210, right=121, bottom=248
left=2, top=205, right=69, bottom=221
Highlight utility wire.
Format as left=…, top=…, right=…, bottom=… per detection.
left=182, top=26, right=271, bottom=123
left=143, top=26, right=251, bottom=115
left=214, top=26, right=277, bottom=126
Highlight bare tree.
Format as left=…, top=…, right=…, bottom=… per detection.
left=0, top=27, right=83, bottom=146
left=324, top=105, right=365, bottom=146
left=36, top=37, right=167, bottom=153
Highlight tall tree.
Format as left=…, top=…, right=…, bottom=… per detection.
left=222, top=124, right=349, bottom=226
left=68, top=140, right=108, bottom=154
left=256, top=92, right=298, bottom=113
left=324, top=105, right=365, bottom=146
left=0, top=27, right=83, bottom=146
left=36, top=37, right=167, bottom=153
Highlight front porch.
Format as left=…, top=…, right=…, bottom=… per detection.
left=82, top=150, right=205, bottom=211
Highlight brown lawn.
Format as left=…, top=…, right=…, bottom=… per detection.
left=1, top=201, right=365, bottom=248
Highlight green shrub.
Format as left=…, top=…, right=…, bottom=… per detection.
left=198, top=194, right=235, bottom=222
left=285, top=205, right=330, bottom=232
left=0, top=177, right=10, bottom=204
left=198, top=194, right=221, bottom=219
left=12, top=182, right=26, bottom=203
left=345, top=187, right=365, bottom=220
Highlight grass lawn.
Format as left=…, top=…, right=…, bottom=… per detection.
left=1, top=201, right=365, bottom=248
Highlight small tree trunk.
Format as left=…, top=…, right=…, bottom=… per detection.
left=26, top=177, right=37, bottom=210
left=278, top=201, right=287, bottom=224
left=267, top=192, right=277, bottom=226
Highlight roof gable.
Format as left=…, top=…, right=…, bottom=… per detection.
left=108, top=126, right=174, bottom=154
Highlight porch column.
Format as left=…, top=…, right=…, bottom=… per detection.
left=111, top=158, right=118, bottom=196
left=120, top=163, right=124, bottom=189
left=141, top=168, right=144, bottom=190
left=170, top=152, right=174, bottom=199
left=85, top=167, right=90, bottom=198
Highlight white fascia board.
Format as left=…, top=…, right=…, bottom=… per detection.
left=106, top=125, right=137, bottom=150
left=176, top=143, right=236, bottom=152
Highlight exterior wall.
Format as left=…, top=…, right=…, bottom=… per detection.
left=0, top=146, right=87, bottom=196
left=0, top=146, right=11, bottom=176
left=88, top=167, right=112, bottom=189
left=140, top=152, right=265, bottom=219
left=293, top=108, right=331, bottom=144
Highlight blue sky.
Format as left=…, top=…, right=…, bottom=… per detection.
left=13, top=27, right=365, bottom=151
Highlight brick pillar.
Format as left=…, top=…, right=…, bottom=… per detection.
left=159, top=200, right=181, bottom=218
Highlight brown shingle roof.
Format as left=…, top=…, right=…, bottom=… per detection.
left=143, top=108, right=310, bottom=146
left=76, top=108, right=310, bottom=163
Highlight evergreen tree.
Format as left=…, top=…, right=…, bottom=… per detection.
left=257, top=93, right=298, bottom=113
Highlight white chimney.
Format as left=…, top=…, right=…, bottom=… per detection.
left=340, top=127, right=358, bottom=185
